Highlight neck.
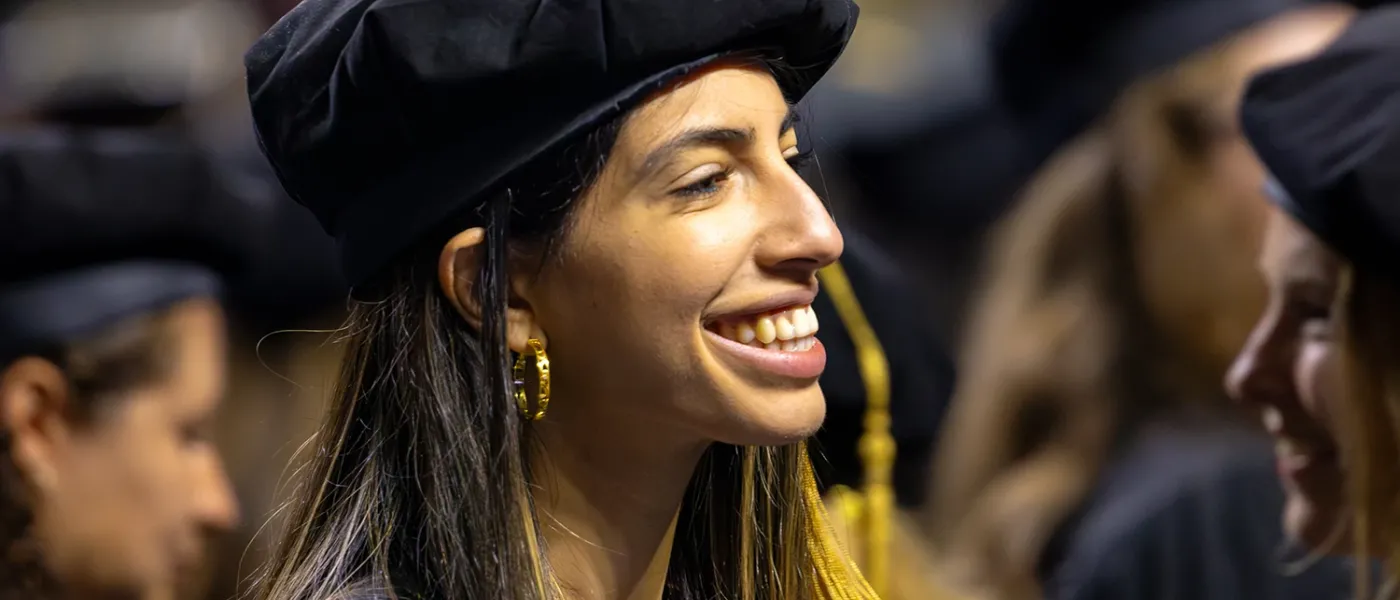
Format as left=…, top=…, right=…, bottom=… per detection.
left=531, top=407, right=708, bottom=600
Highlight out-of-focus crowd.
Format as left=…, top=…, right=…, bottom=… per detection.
left=3, top=1, right=1400, bottom=600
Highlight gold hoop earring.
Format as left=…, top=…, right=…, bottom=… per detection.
left=513, top=338, right=551, bottom=421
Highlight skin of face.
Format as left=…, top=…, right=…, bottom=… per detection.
left=1227, top=211, right=1347, bottom=549
left=442, top=63, right=844, bottom=449
left=1131, top=4, right=1356, bottom=378
left=435, top=64, right=843, bottom=599
left=1, top=297, right=239, bottom=599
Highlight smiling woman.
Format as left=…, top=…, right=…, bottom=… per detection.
left=1238, top=6, right=1400, bottom=597
left=243, top=1, right=872, bottom=599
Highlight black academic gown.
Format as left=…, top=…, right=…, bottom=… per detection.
left=1039, top=417, right=1354, bottom=600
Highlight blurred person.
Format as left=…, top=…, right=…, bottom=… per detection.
left=1227, top=207, right=1347, bottom=554
left=927, top=1, right=1359, bottom=599
left=0, top=128, right=254, bottom=600
left=1, top=5, right=267, bottom=600
left=0, top=0, right=256, bottom=128
left=1238, top=6, right=1400, bottom=596
left=242, top=1, right=897, bottom=599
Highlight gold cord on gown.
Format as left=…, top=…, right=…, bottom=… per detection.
left=816, top=261, right=894, bottom=599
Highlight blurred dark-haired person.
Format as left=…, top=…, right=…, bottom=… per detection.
left=927, top=1, right=1359, bottom=599
left=0, top=128, right=256, bottom=600
left=1237, top=5, right=1400, bottom=598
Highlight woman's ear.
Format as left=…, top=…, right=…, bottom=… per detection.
left=0, top=357, right=72, bottom=496
left=438, top=228, right=549, bottom=353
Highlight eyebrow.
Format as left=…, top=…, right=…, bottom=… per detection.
left=639, top=107, right=801, bottom=177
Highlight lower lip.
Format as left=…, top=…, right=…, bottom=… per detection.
left=703, top=330, right=827, bottom=380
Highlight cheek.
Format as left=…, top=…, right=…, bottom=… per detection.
left=1213, top=139, right=1268, bottom=199
left=541, top=212, right=753, bottom=384
left=38, top=413, right=184, bottom=588
left=64, top=412, right=185, bottom=531
left=1295, top=342, right=1341, bottom=435
left=1135, top=190, right=1267, bottom=368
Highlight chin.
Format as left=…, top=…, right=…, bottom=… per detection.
left=713, top=386, right=828, bottom=446
left=1284, top=494, right=1349, bottom=554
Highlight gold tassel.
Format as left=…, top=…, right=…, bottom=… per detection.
left=802, top=448, right=881, bottom=599
left=817, top=262, right=895, bottom=598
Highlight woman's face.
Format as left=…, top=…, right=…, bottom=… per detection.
left=513, top=64, right=842, bottom=446
left=1131, top=5, right=1354, bottom=376
left=3, top=298, right=239, bottom=598
left=1226, top=211, right=1346, bottom=548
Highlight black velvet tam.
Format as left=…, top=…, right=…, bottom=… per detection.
left=1241, top=5, right=1400, bottom=277
left=246, top=0, right=858, bottom=287
left=0, top=127, right=263, bottom=359
left=991, top=0, right=1307, bottom=169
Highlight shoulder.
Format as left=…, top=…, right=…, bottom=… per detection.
left=1045, top=421, right=1350, bottom=600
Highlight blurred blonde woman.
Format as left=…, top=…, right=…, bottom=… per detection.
left=1238, top=6, right=1400, bottom=598
left=927, top=1, right=1356, bottom=599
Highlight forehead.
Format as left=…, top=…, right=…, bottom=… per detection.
left=143, top=299, right=227, bottom=413
left=611, top=65, right=790, bottom=153
left=1260, top=210, right=1341, bottom=282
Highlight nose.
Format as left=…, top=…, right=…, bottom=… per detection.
left=193, top=454, right=240, bottom=533
left=754, top=164, right=843, bottom=277
left=1224, top=315, right=1286, bottom=407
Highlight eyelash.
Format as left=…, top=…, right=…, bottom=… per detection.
left=672, top=150, right=816, bottom=198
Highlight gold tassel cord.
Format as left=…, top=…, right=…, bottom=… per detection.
left=817, top=262, right=894, bottom=598
left=802, top=449, right=881, bottom=599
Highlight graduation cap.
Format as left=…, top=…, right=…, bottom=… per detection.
left=0, top=127, right=264, bottom=361
left=246, top=0, right=858, bottom=288
left=1240, top=5, right=1400, bottom=277
left=0, top=0, right=258, bottom=125
left=991, top=0, right=1308, bottom=168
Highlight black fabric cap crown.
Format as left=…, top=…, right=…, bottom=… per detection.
left=0, top=128, right=263, bottom=358
left=246, top=0, right=858, bottom=287
left=1241, top=5, right=1400, bottom=277
left=991, top=0, right=1305, bottom=169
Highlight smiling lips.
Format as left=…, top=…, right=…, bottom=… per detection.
left=704, top=302, right=827, bottom=381
left=709, top=304, right=820, bottom=352
left=1262, top=407, right=1339, bottom=478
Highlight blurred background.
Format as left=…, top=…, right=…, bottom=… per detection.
left=0, top=1, right=1372, bottom=599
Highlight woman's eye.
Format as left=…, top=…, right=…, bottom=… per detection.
left=672, top=167, right=732, bottom=198
left=785, top=149, right=815, bottom=172
left=180, top=420, right=211, bottom=447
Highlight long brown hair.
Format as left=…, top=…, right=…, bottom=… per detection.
left=927, top=36, right=1268, bottom=599
left=252, top=58, right=873, bottom=600
left=1338, top=265, right=1400, bottom=600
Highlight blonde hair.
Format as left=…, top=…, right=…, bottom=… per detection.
left=1338, top=264, right=1400, bottom=600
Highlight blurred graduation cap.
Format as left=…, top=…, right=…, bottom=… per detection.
left=991, top=0, right=1309, bottom=169
left=802, top=5, right=1035, bottom=234
left=0, top=127, right=266, bottom=360
left=216, top=145, right=348, bottom=329
left=0, top=0, right=345, bottom=327
left=1241, top=5, right=1400, bottom=277
left=0, top=0, right=257, bottom=124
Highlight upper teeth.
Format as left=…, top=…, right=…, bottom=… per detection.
left=715, top=305, right=820, bottom=351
